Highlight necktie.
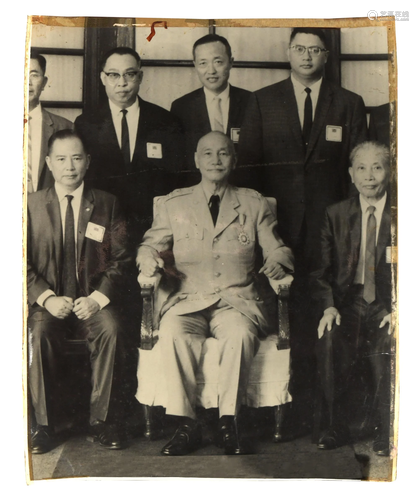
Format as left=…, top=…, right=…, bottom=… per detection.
left=121, top=109, right=131, bottom=171
left=209, top=195, right=220, bottom=226
left=212, top=97, right=224, bottom=132
left=27, top=116, right=33, bottom=194
left=364, top=205, right=377, bottom=304
left=62, top=195, right=77, bottom=300
left=302, top=87, right=312, bottom=150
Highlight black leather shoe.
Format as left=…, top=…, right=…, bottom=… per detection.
left=30, top=426, right=53, bottom=454
left=161, top=423, right=202, bottom=456
left=373, top=427, right=390, bottom=457
left=218, top=416, right=248, bottom=455
left=317, top=427, right=349, bottom=450
left=88, top=421, right=123, bottom=450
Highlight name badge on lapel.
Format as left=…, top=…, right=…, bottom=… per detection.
left=85, top=222, right=105, bottom=243
left=230, top=128, right=240, bottom=143
left=326, top=125, right=342, bottom=142
left=147, top=142, right=163, bottom=159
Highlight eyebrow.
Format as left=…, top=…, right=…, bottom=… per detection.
left=105, top=67, right=138, bottom=72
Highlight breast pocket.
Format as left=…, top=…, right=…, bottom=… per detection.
left=224, top=223, right=256, bottom=259
left=173, top=227, right=204, bottom=264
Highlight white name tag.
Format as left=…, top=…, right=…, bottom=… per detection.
left=230, top=128, right=241, bottom=143
left=85, top=222, right=105, bottom=243
left=147, top=142, right=163, bottom=159
left=326, top=125, right=342, bottom=142
left=386, top=246, right=392, bottom=264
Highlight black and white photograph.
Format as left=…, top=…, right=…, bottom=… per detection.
left=22, top=13, right=399, bottom=483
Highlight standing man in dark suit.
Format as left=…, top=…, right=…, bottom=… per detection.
left=237, top=28, right=368, bottom=431
left=171, top=34, right=251, bottom=185
left=75, top=47, right=184, bottom=246
left=369, top=102, right=392, bottom=147
left=311, top=141, right=393, bottom=456
left=27, top=130, right=132, bottom=454
left=28, top=51, right=73, bottom=193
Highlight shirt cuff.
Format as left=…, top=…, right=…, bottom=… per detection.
left=89, top=291, right=110, bottom=310
left=37, top=290, right=56, bottom=307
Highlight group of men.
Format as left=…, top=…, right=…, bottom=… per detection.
left=27, top=28, right=394, bottom=458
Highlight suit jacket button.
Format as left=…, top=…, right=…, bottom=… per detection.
left=214, top=254, right=220, bottom=260
left=215, top=287, right=221, bottom=293
left=214, top=272, right=221, bottom=277
left=214, top=237, right=219, bottom=243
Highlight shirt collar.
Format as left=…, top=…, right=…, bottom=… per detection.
left=108, top=96, right=139, bottom=117
left=201, top=182, right=228, bottom=204
left=55, top=181, right=85, bottom=203
left=203, top=84, right=230, bottom=103
left=291, top=73, right=323, bottom=94
left=359, top=191, right=387, bottom=213
left=29, top=103, right=43, bottom=119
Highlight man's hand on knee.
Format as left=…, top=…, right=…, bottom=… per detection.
left=317, top=307, right=341, bottom=339
left=73, top=297, right=100, bottom=320
left=44, top=296, right=74, bottom=319
left=379, top=313, right=394, bottom=335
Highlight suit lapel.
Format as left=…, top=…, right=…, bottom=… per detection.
left=376, top=194, right=391, bottom=266
left=305, top=80, right=333, bottom=163
left=196, top=89, right=211, bottom=132
left=191, top=184, right=214, bottom=234
left=214, top=185, right=240, bottom=238
left=45, top=187, right=63, bottom=271
left=77, top=188, right=94, bottom=266
left=281, top=79, right=305, bottom=150
left=227, top=86, right=241, bottom=131
left=348, top=197, right=362, bottom=282
left=131, top=97, right=144, bottom=166
left=100, top=103, right=124, bottom=163
left=38, top=109, right=54, bottom=181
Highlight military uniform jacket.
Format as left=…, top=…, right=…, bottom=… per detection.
left=138, top=183, right=294, bottom=334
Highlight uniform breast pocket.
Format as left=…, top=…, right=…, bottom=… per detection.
left=224, top=224, right=256, bottom=259
left=173, top=227, right=204, bottom=263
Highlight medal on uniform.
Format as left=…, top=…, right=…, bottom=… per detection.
left=238, top=213, right=250, bottom=246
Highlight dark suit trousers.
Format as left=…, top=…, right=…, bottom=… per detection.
left=28, top=306, right=126, bottom=427
left=316, top=287, right=392, bottom=432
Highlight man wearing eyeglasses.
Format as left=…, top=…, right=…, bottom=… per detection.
left=237, top=28, right=368, bottom=436
left=75, top=47, right=184, bottom=248
left=27, top=51, right=73, bottom=193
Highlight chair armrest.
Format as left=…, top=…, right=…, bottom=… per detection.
left=138, top=273, right=162, bottom=350
left=268, top=275, right=294, bottom=350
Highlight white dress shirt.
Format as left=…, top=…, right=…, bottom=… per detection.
left=204, top=84, right=230, bottom=133
left=37, top=182, right=110, bottom=310
left=28, top=104, right=43, bottom=192
left=354, top=192, right=387, bottom=285
left=291, top=74, right=323, bottom=129
left=109, top=97, right=140, bottom=161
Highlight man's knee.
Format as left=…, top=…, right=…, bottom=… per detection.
left=28, top=309, right=64, bottom=345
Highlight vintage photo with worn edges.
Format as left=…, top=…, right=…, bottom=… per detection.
left=23, top=15, right=397, bottom=482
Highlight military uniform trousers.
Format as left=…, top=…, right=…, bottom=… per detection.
left=158, top=298, right=261, bottom=420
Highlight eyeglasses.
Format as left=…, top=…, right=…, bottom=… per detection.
left=289, top=45, right=328, bottom=56
left=104, top=71, right=140, bottom=83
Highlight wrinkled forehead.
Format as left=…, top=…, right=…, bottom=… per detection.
left=352, top=147, right=389, bottom=169
left=197, top=133, right=234, bottom=153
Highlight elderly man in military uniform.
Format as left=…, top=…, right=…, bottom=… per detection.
left=137, top=131, right=294, bottom=456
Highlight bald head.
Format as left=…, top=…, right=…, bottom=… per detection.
left=194, top=132, right=235, bottom=185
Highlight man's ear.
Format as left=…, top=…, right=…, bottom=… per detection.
left=86, top=154, right=91, bottom=169
left=100, top=71, right=106, bottom=86
left=138, top=70, right=144, bottom=85
left=348, top=167, right=354, bottom=183
left=46, top=156, right=52, bottom=172
left=324, top=51, right=329, bottom=64
left=41, top=76, right=48, bottom=92
left=194, top=152, right=199, bottom=170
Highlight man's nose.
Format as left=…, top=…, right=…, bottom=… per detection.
left=117, top=75, right=128, bottom=85
left=67, top=159, right=76, bottom=170
left=303, top=50, right=312, bottom=60
left=207, top=63, right=216, bottom=74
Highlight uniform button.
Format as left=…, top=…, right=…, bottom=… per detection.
left=214, top=254, right=220, bottom=260
left=214, top=237, right=219, bottom=243
left=256, top=296, right=260, bottom=301
left=215, top=287, right=221, bottom=293
left=214, top=272, right=221, bottom=277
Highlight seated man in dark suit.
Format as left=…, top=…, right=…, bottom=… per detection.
left=27, top=130, right=132, bottom=454
left=311, top=141, right=394, bottom=456
left=171, top=34, right=251, bottom=184
left=28, top=51, right=73, bottom=193
left=137, top=131, right=294, bottom=456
